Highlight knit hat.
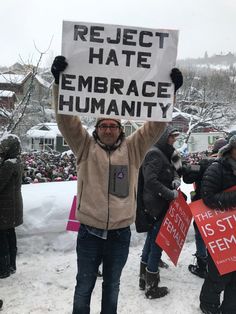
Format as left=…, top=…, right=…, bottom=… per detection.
left=212, top=138, right=227, bottom=154
left=95, top=117, right=121, bottom=127
left=0, top=134, right=21, bottom=159
left=219, top=135, right=236, bottom=157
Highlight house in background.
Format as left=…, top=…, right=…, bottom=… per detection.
left=26, top=123, right=69, bottom=153
left=26, top=122, right=94, bottom=153
left=122, top=120, right=144, bottom=136
left=0, top=72, right=51, bottom=105
left=170, top=112, right=190, bottom=133
left=121, top=112, right=190, bottom=136
left=0, top=90, right=17, bottom=110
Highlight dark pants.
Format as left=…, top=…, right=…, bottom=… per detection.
left=0, top=228, right=17, bottom=258
left=193, top=221, right=207, bottom=259
left=141, top=220, right=163, bottom=272
left=72, top=225, right=131, bottom=314
left=200, top=254, right=236, bottom=314
left=0, top=228, right=17, bottom=273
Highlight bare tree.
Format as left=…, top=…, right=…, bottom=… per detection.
left=176, top=67, right=236, bottom=147
left=0, top=40, right=53, bottom=138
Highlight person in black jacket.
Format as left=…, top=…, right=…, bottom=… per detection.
left=183, top=138, right=227, bottom=279
left=199, top=135, right=236, bottom=314
left=137, top=125, right=181, bottom=299
left=0, top=134, right=23, bottom=279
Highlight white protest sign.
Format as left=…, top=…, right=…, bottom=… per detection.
left=59, top=21, right=179, bottom=121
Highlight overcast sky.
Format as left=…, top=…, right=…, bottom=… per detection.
left=1, top=0, right=236, bottom=67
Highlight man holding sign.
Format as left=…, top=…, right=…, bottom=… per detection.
left=51, top=21, right=182, bottom=314
left=199, top=135, right=236, bottom=314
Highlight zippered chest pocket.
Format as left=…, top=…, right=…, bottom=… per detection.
left=109, top=165, right=129, bottom=198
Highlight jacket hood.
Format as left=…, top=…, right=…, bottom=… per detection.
left=219, top=135, right=236, bottom=157
left=212, top=138, right=227, bottom=154
left=0, top=134, right=21, bottom=160
left=154, top=125, right=179, bottom=147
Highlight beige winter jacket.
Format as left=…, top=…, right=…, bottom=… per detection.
left=53, top=85, right=166, bottom=229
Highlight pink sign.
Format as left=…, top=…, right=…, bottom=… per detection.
left=66, top=196, right=80, bottom=232
left=156, top=191, right=192, bottom=266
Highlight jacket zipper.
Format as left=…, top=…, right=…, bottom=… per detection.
left=106, top=151, right=111, bottom=229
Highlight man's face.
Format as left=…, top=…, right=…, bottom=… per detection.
left=96, top=119, right=122, bottom=146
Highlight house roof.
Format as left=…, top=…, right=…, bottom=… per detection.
left=0, top=72, right=31, bottom=85
left=27, top=122, right=93, bottom=139
left=0, top=72, right=51, bottom=89
left=26, top=123, right=61, bottom=139
left=35, top=75, right=51, bottom=89
left=0, top=90, right=16, bottom=97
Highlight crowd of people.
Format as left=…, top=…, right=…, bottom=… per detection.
left=21, top=151, right=77, bottom=184
left=20, top=150, right=208, bottom=184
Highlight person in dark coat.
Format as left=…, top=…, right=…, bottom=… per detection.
left=137, top=125, right=181, bottom=299
left=0, top=134, right=23, bottom=278
left=183, top=138, right=227, bottom=279
left=199, top=135, right=236, bottom=314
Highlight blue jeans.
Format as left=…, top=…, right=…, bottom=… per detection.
left=141, top=220, right=163, bottom=273
left=72, top=224, right=131, bottom=314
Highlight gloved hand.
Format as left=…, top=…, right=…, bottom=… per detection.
left=172, top=179, right=181, bottom=189
left=170, top=68, right=183, bottom=93
left=51, top=56, right=68, bottom=84
left=171, top=190, right=179, bottom=200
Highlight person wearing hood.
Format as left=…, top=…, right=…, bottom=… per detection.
left=136, top=125, right=181, bottom=299
left=0, top=134, right=23, bottom=279
left=51, top=56, right=183, bottom=313
left=182, top=137, right=227, bottom=279
left=199, top=135, right=236, bottom=314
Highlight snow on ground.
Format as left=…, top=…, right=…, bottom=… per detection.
left=0, top=181, right=204, bottom=314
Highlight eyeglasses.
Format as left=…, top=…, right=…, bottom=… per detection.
left=98, top=124, right=120, bottom=130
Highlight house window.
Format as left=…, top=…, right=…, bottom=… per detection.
left=45, top=138, right=53, bottom=145
left=63, top=138, right=69, bottom=146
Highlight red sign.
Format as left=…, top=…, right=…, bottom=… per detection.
left=156, top=191, right=192, bottom=266
left=189, top=194, right=236, bottom=275
left=66, top=196, right=80, bottom=232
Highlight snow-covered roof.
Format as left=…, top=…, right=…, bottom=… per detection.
left=196, top=63, right=233, bottom=70
left=172, top=111, right=191, bottom=120
left=26, top=123, right=61, bottom=139
left=35, top=75, right=51, bottom=89
left=0, top=73, right=30, bottom=84
left=0, top=90, right=15, bottom=97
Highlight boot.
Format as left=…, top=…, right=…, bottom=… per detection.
left=0, top=256, right=10, bottom=279
left=200, top=303, right=222, bottom=314
left=189, top=254, right=207, bottom=279
left=145, top=269, right=169, bottom=299
left=139, top=261, right=147, bottom=290
left=0, top=299, right=3, bottom=310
